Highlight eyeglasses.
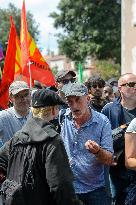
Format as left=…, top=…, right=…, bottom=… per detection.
left=92, top=84, right=104, bottom=89
left=120, top=82, right=136, bottom=88
left=14, top=92, right=30, bottom=99
left=61, top=78, right=76, bottom=85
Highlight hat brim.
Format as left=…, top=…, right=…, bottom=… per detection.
left=56, top=70, right=76, bottom=81
left=11, top=88, right=29, bottom=96
left=67, top=71, right=76, bottom=77
left=65, top=92, right=87, bottom=97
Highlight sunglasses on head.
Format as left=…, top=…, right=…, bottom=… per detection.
left=120, top=82, right=136, bottom=88
left=92, top=84, right=103, bottom=89
left=61, top=78, right=76, bottom=85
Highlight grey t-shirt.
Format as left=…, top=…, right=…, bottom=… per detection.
left=126, top=118, right=136, bottom=133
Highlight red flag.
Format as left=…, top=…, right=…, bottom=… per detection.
left=0, top=17, right=16, bottom=109
left=20, top=1, right=55, bottom=86
left=14, top=33, right=34, bottom=86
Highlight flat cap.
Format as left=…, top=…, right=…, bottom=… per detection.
left=32, top=88, right=65, bottom=108
left=9, top=81, right=29, bottom=95
left=62, top=82, right=88, bottom=97
left=55, top=70, right=76, bottom=82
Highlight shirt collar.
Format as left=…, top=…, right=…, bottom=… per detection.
left=13, top=107, right=31, bottom=119
left=66, top=107, right=99, bottom=127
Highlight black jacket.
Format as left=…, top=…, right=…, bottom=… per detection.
left=0, top=117, right=80, bottom=205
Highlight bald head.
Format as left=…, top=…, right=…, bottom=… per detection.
left=118, top=73, right=136, bottom=86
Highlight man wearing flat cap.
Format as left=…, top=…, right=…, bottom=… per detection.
left=0, top=81, right=31, bottom=145
left=0, top=88, right=82, bottom=205
left=60, top=82, right=114, bottom=205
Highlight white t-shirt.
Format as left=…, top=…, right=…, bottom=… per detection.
left=126, top=118, right=136, bottom=133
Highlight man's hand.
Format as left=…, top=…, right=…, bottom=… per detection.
left=85, top=140, right=114, bottom=166
left=85, top=140, right=100, bottom=154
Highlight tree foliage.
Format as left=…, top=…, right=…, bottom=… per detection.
left=94, top=60, right=120, bottom=81
left=0, top=3, right=40, bottom=55
left=51, top=0, right=121, bottom=63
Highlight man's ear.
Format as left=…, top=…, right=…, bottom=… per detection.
left=87, top=95, right=90, bottom=101
left=88, top=89, right=92, bottom=94
left=52, top=107, right=55, bottom=115
left=118, top=86, right=121, bottom=92
left=9, top=94, right=13, bottom=103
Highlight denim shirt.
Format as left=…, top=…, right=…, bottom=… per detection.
left=101, top=97, right=124, bottom=129
left=60, top=108, right=113, bottom=193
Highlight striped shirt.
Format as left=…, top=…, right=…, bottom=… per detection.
left=0, top=107, right=31, bottom=146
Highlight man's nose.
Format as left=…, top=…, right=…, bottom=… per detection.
left=105, top=93, right=109, bottom=97
left=71, top=101, right=77, bottom=109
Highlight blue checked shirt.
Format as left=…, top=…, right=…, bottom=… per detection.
left=60, top=108, right=113, bottom=193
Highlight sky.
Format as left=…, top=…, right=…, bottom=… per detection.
left=0, top=0, right=61, bottom=55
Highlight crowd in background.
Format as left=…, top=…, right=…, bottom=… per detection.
left=0, top=71, right=135, bottom=205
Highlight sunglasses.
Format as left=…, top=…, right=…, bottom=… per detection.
left=14, top=92, right=30, bottom=99
left=120, top=82, right=136, bottom=88
left=61, top=78, right=76, bottom=85
left=92, top=84, right=104, bottom=89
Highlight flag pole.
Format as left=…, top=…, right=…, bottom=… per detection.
left=78, top=62, right=83, bottom=83
left=27, top=60, right=32, bottom=88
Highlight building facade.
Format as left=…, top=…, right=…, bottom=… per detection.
left=122, top=0, right=136, bottom=74
left=44, top=54, right=75, bottom=72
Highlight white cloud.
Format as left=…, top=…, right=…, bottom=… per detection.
left=0, top=0, right=61, bottom=55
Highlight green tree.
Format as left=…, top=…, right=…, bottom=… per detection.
left=51, top=0, right=121, bottom=63
left=94, top=59, right=120, bottom=81
left=0, top=3, right=40, bottom=55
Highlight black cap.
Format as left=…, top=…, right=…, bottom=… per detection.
left=55, top=70, right=76, bottom=82
left=32, top=88, right=65, bottom=108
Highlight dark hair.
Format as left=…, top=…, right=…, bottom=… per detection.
left=34, top=80, right=42, bottom=89
left=85, top=75, right=105, bottom=89
left=104, top=84, right=113, bottom=92
left=105, top=83, right=113, bottom=89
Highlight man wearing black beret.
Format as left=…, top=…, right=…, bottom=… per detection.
left=0, top=89, right=82, bottom=205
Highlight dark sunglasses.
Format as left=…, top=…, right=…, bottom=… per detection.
left=92, top=84, right=103, bottom=89
left=120, top=82, right=136, bottom=88
left=14, top=92, right=30, bottom=99
left=61, top=78, right=76, bottom=85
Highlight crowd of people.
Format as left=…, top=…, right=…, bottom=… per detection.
left=0, top=70, right=135, bottom=205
